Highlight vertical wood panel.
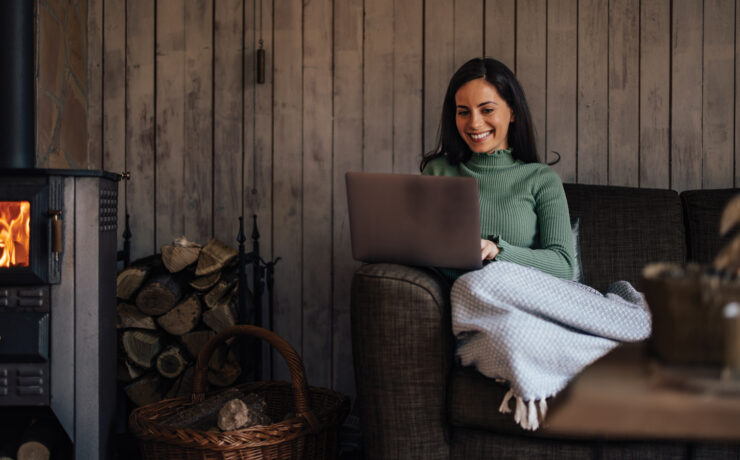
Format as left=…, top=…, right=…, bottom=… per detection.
left=103, top=0, right=126, bottom=249
left=424, top=0, right=454, bottom=153
left=184, top=0, right=213, bottom=242
left=214, top=0, right=244, bottom=244
left=546, top=0, right=577, bottom=181
left=155, top=0, right=186, bottom=248
left=516, top=0, right=547, bottom=161
left=272, top=0, right=303, bottom=381
left=332, top=0, right=363, bottom=398
left=126, top=0, right=156, bottom=259
left=608, top=0, right=639, bottom=187
left=393, top=0, right=423, bottom=174
left=737, top=0, right=740, bottom=187
left=703, top=0, right=735, bottom=189
left=672, top=0, right=703, bottom=191
left=485, top=0, right=515, bottom=68
left=303, top=0, right=333, bottom=389
left=87, top=0, right=103, bottom=168
left=364, top=0, right=394, bottom=172
left=639, top=0, right=670, bottom=189
left=577, top=0, right=608, bottom=184
left=454, top=0, right=483, bottom=69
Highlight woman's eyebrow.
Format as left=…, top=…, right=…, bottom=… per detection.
left=478, top=101, right=496, bottom=107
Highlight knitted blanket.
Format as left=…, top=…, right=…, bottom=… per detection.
left=451, top=261, right=652, bottom=430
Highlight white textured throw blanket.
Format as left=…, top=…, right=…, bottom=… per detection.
left=451, top=261, right=651, bottom=431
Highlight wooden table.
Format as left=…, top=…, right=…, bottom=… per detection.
left=544, top=344, right=740, bottom=441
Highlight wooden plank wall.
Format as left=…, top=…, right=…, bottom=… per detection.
left=90, top=0, right=739, bottom=400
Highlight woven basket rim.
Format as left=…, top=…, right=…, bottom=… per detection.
left=130, top=381, right=349, bottom=451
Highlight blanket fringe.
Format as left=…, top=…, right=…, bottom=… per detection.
left=499, top=390, right=550, bottom=431
left=498, top=389, right=514, bottom=414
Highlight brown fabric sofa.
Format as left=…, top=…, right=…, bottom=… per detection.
left=351, top=184, right=740, bottom=459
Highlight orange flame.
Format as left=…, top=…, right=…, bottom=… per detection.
left=0, top=201, right=31, bottom=268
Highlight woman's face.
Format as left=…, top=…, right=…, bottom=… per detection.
left=454, top=78, right=514, bottom=154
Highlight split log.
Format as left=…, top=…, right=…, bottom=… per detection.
left=116, top=255, right=162, bottom=300
left=217, top=394, right=273, bottom=431
left=118, top=358, right=146, bottom=383
left=124, top=373, right=164, bottom=407
left=117, top=266, right=149, bottom=301
left=189, top=271, right=220, bottom=291
left=180, top=330, right=216, bottom=359
left=195, top=239, right=238, bottom=276
left=203, top=297, right=237, bottom=333
left=208, top=360, right=241, bottom=388
left=121, top=330, right=162, bottom=369
left=117, top=303, right=157, bottom=330
left=16, top=419, right=63, bottom=460
left=208, top=348, right=241, bottom=387
left=203, top=277, right=237, bottom=310
left=135, top=272, right=187, bottom=316
left=160, top=388, right=244, bottom=429
left=156, top=346, right=189, bottom=379
left=165, top=366, right=196, bottom=400
left=161, top=244, right=201, bottom=273
left=156, top=295, right=201, bottom=336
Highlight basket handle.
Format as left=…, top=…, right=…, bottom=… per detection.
left=191, top=325, right=321, bottom=432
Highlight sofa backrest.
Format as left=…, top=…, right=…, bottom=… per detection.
left=563, top=184, right=685, bottom=292
left=681, top=189, right=737, bottom=264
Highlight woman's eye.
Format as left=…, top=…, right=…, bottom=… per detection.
left=482, top=108, right=494, bottom=114
left=457, top=111, right=469, bottom=116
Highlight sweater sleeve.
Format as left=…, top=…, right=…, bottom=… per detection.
left=494, top=167, right=576, bottom=280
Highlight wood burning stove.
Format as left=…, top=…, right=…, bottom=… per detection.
left=0, top=169, right=121, bottom=459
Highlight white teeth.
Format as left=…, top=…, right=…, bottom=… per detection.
left=470, top=132, right=491, bottom=140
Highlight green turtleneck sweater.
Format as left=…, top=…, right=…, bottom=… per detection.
left=422, top=149, right=575, bottom=280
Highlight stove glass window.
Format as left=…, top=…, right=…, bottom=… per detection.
left=0, top=201, right=31, bottom=267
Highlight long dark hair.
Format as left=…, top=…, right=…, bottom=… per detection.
left=420, top=57, right=541, bottom=171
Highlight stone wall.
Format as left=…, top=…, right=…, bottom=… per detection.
left=36, top=0, right=88, bottom=169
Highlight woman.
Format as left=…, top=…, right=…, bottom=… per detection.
left=421, top=57, right=575, bottom=280
left=422, top=58, right=651, bottom=431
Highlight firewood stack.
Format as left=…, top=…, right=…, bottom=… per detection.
left=117, top=237, right=249, bottom=407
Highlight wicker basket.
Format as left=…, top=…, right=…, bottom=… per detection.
left=129, top=325, right=350, bottom=459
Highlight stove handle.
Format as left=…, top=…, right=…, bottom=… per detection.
left=48, top=210, right=62, bottom=259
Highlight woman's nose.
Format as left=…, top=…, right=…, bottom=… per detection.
left=470, top=111, right=483, bottom=128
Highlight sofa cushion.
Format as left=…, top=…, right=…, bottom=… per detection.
left=563, top=184, right=685, bottom=292
left=681, top=189, right=738, bottom=264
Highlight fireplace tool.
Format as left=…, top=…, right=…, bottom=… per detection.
left=237, top=215, right=280, bottom=381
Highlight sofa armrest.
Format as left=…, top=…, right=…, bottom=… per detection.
left=351, top=263, right=453, bottom=460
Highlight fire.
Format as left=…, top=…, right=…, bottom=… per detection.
left=0, top=201, right=31, bottom=268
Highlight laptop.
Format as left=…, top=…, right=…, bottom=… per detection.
left=345, top=171, right=482, bottom=270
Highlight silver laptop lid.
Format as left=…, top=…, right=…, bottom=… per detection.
left=346, top=172, right=482, bottom=270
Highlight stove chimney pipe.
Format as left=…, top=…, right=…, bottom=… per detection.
left=0, top=1, right=35, bottom=169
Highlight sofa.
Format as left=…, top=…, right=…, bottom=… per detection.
left=350, top=183, right=739, bottom=459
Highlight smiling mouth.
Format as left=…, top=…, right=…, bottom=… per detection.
left=468, top=131, right=493, bottom=143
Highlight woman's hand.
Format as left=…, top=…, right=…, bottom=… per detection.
left=481, top=239, right=500, bottom=261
